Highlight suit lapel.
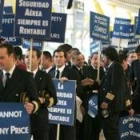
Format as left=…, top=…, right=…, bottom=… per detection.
left=0, top=71, right=4, bottom=90
left=3, top=67, right=22, bottom=99
left=34, top=70, right=42, bottom=88
left=61, top=66, right=68, bottom=78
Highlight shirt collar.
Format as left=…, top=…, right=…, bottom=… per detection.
left=46, top=66, right=52, bottom=73
left=27, top=68, right=38, bottom=77
left=32, top=68, right=38, bottom=77
left=56, top=65, right=65, bottom=73
left=76, top=66, right=82, bottom=71
left=3, top=65, right=16, bottom=78
left=91, top=65, right=97, bottom=69
left=107, top=62, right=113, bottom=68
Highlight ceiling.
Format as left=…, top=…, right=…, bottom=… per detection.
left=104, top=0, right=140, bottom=12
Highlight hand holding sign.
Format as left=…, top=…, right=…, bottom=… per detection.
left=59, top=77, right=68, bottom=83
left=128, top=109, right=134, bottom=117
left=24, top=102, right=34, bottom=114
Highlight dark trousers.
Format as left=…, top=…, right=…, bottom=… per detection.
left=49, top=124, right=76, bottom=140
left=102, top=113, right=120, bottom=140
left=31, top=110, right=49, bottom=140
left=81, top=114, right=101, bottom=140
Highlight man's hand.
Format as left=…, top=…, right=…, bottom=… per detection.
left=59, top=77, right=68, bottom=83
left=101, top=102, right=108, bottom=109
left=81, top=78, right=94, bottom=86
left=24, top=102, right=34, bottom=114
left=128, top=109, right=134, bottom=117
left=39, top=97, right=45, bottom=104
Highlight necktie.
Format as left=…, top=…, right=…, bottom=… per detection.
left=5, top=73, right=10, bottom=88
left=55, top=70, right=60, bottom=79
left=79, top=68, right=83, bottom=77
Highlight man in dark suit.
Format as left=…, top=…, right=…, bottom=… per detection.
left=100, top=46, right=125, bottom=140
left=129, top=45, right=140, bottom=113
left=0, top=43, right=39, bottom=114
left=42, top=51, right=54, bottom=74
left=119, top=52, right=134, bottom=117
left=71, top=51, right=103, bottom=140
left=49, top=48, right=78, bottom=140
left=57, top=44, right=73, bottom=67
left=25, top=48, right=57, bottom=140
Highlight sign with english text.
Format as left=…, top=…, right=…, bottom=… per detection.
left=0, top=0, right=4, bottom=30
left=46, top=13, right=67, bottom=43
left=0, top=103, right=30, bottom=140
left=1, top=14, right=22, bottom=45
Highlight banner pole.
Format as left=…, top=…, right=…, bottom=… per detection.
left=29, top=38, right=33, bottom=71
left=40, top=41, right=45, bottom=69
left=96, top=40, right=101, bottom=84
left=56, top=124, right=60, bottom=140
left=118, top=38, right=121, bottom=53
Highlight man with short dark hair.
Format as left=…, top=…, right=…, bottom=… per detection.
left=100, top=46, right=125, bottom=140
left=42, top=51, right=53, bottom=74
left=14, top=46, right=26, bottom=70
left=0, top=43, right=39, bottom=114
left=130, top=45, right=140, bottom=114
left=57, top=44, right=73, bottom=67
left=49, top=48, right=78, bottom=140
left=25, top=48, right=57, bottom=140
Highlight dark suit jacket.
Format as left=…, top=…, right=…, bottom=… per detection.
left=130, top=59, right=140, bottom=93
left=49, top=65, right=77, bottom=140
left=49, top=65, right=82, bottom=98
left=34, top=69, right=57, bottom=108
left=129, top=59, right=140, bottom=113
left=0, top=66, right=38, bottom=103
left=31, top=69, right=57, bottom=133
left=100, top=62, right=125, bottom=113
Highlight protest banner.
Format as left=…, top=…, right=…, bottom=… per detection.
left=1, top=14, right=22, bottom=45
left=49, top=79, right=76, bottom=126
left=15, top=0, right=52, bottom=39
left=90, top=11, right=110, bottom=42
left=120, top=115, right=140, bottom=140
left=0, top=103, right=30, bottom=140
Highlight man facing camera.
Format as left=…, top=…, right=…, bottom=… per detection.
left=25, top=48, right=57, bottom=140
left=0, top=43, right=39, bottom=114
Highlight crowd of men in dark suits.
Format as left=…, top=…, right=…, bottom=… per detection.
left=0, top=38, right=140, bottom=140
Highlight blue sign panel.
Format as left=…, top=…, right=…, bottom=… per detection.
left=134, top=17, right=138, bottom=33
left=49, top=79, right=76, bottom=126
left=22, top=39, right=42, bottom=50
left=90, top=12, right=110, bottom=42
left=1, top=14, right=22, bottom=45
left=120, top=115, right=140, bottom=140
left=134, top=16, right=140, bottom=38
left=0, top=0, right=4, bottom=29
left=88, top=94, right=98, bottom=118
left=113, top=18, right=131, bottom=39
left=90, top=41, right=100, bottom=55
left=128, top=25, right=139, bottom=48
left=15, top=0, right=52, bottom=39
left=0, top=103, right=30, bottom=140
left=46, top=13, right=67, bottom=43
left=136, top=9, right=140, bottom=35
left=4, top=6, right=13, bottom=14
